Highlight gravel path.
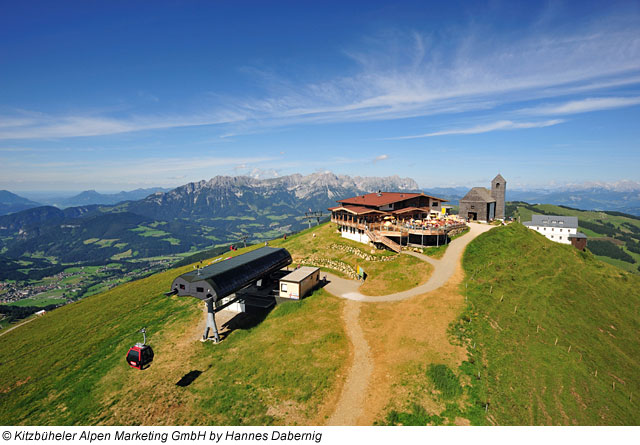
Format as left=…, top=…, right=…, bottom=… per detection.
left=325, top=222, right=494, bottom=425
left=323, top=223, right=494, bottom=303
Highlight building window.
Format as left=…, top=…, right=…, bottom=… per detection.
left=432, top=201, right=439, bottom=207
left=281, top=283, right=288, bottom=292
left=559, top=236, right=562, bottom=240
left=179, top=284, right=185, bottom=290
left=560, top=229, right=563, bottom=232
left=470, top=205, right=475, bottom=209
left=551, top=228, right=554, bottom=231
left=496, top=183, right=500, bottom=188
left=551, top=235, right=554, bottom=238
left=196, top=287, right=204, bottom=293
left=543, top=227, right=546, bottom=231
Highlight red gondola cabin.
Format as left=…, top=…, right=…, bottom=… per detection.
left=126, top=344, right=154, bottom=370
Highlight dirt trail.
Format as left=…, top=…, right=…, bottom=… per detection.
left=324, top=222, right=495, bottom=425
left=326, top=300, right=372, bottom=425
left=0, top=316, right=37, bottom=338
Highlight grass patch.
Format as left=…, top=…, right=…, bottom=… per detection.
left=359, top=255, right=431, bottom=296
left=95, top=239, right=118, bottom=248
left=111, top=249, right=133, bottom=260
left=130, top=226, right=171, bottom=238
left=422, top=227, right=470, bottom=259
left=456, top=223, right=640, bottom=425
left=427, top=364, right=463, bottom=400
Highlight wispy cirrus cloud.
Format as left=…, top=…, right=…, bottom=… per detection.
left=0, top=155, right=277, bottom=189
left=385, top=119, right=565, bottom=139
left=0, top=112, right=248, bottom=140
left=522, top=96, right=640, bottom=115
left=1, top=13, right=639, bottom=140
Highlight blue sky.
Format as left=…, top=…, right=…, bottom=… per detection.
left=1, top=0, right=639, bottom=191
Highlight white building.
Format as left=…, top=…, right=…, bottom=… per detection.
left=523, top=214, right=580, bottom=245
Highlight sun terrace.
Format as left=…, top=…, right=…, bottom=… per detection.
left=328, top=192, right=467, bottom=252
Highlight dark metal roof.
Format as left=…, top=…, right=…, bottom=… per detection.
left=525, top=214, right=578, bottom=229
left=569, top=232, right=587, bottom=239
left=174, top=247, right=292, bottom=300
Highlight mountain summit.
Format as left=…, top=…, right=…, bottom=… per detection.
left=128, top=172, right=420, bottom=220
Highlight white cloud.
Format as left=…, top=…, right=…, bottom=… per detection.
left=372, top=154, right=388, bottom=163
left=386, top=119, right=565, bottom=139
left=522, top=96, right=640, bottom=115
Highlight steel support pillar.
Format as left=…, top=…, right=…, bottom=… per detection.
left=203, top=298, right=220, bottom=343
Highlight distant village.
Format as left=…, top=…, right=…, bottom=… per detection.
left=0, top=258, right=173, bottom=307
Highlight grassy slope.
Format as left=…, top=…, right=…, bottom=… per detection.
left=271, top=223, right=432, bottom=296
left=0, top=236, right=347, bottom=425
left=510, top=203, right=640, bottom=273
left=458, top=223, right=640, bottom=425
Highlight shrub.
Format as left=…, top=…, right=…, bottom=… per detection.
left=427, top=364, right=463, bottom=399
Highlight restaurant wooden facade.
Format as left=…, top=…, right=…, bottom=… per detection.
left=328, top=192, right=466, bottom=252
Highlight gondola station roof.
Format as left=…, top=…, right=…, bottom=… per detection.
left=171, top=246, right=292, bottom=301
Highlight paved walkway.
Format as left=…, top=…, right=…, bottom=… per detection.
left=323, top=222, right=494, bottom=303
left=325, top=222, right=494, bottom=425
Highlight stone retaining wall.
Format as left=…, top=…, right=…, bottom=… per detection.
left=301, top=256, right=360, bottom=280
left=328, top=243, right=398, bottom=262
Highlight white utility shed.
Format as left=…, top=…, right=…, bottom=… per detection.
left=279, top=267, right=320, bottom=299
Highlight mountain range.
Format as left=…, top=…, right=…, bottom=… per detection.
left=0, top=173, right=419, bottom=280
left=0, top=190, right=42, bottom=216
left=40, top=187, right=170, bottom=209
left=424, top=185, right=640, bottom=216
left=3, top=172, right=640, bottom=282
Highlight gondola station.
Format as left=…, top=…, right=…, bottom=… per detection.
left=167, top=247, right=293, bottom=343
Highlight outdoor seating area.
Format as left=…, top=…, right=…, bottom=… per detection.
left=328, top=191, right=467, bottom=251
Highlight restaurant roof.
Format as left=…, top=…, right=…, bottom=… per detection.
left=337, top=192, right=447, bottom=207
left=327, top=205, right=386, bottom=215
